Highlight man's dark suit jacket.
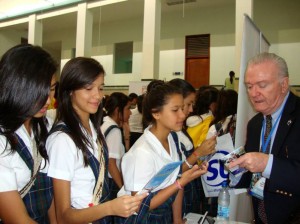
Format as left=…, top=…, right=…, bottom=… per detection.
left=236, top=92, right=300, bottom=223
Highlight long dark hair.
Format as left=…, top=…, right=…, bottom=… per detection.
left=0, top=44, right=57, bottom=158
left=169, top=78, right=196, bottom=99
left=55, top=57, right=105, bottom=166
left=193, top=86, right=219, bottom=116
left=143, top=80, right=181, bottom=127
left=104, top=92, right=129, bottom=124
left=229, top=71, right=235, bottom=84
left=136, top=95, right=144, bottom=114
left=210, top=89, right=238, bottom=126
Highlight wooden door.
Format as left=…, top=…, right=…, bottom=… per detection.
left=186, top=57, right=209, bottom=89
left=185, top=34, right=210, bottom=89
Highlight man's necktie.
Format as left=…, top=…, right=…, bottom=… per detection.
left=264, top=115, right=272, bottom=153
left=258, top=114, right=272, bottom=224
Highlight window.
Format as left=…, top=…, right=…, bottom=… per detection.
left=114, top=42, right=133, bottom=74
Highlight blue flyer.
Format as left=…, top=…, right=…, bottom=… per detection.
left=138, top=161, right=182, bottom=194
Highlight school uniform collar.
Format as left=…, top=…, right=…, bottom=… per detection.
left=144, top=125, right=176, bottom=161
left=103, top=116, right=118, bottom=126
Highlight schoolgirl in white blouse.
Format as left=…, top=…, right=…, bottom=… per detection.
left=121, top=80, right=208, bottom=223
left=46, top=57, right=146, bottom=224
left=0, top=44, right=58, bottom=223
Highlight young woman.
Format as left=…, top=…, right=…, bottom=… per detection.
left=120, top=80, right=208, bottom=223
left=0, top=44, right=58, bottom=223
left=46, top=57, right=146, bottom=224
left=169, top=78, right=216, bottom=215
left=206, top=89, right=238, bottom=144
left=101, top=92, right=131, bottom=200
left=224, top=70, right=235, bottom=90
left=186, top=86, right=219, bottom=147
left=206, top=89, right=238, bottom=217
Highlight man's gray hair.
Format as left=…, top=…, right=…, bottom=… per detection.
left=247, top=52, right=289, bottom=78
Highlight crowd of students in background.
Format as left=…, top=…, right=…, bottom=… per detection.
left=0, top=44, right=238, bottom=223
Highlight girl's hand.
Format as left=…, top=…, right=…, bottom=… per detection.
left=180, top=163, right=208, bottom=187
left=195, top=135, right=216, bottom=157
left=109, top=192, right=148, bottom=217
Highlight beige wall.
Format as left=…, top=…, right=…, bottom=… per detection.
left=0, top=0, right=299, bottom=86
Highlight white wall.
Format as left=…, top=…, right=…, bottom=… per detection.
left=33, top=3, right=236, bottom=86
left=270, top=42, right=300, bottom=85
left=253, top=0, right=300, bottom=84
left=1, top=1, right=299, bottom=86
left=159, top=49, right=185, bottom=81
left=210, top=46, right=235, bottom=85
left=0, top=29, right=27, bottom=56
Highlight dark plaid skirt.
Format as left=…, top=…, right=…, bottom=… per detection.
left=115, top=190, right=176, bottom=224
left=92, top=216, right=112, bottom=224
left=183, top=178, right=202, bottom=215
left=23, top=172, right=53, bottom=224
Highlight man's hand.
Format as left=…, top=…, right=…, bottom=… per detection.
left=228, top=152, right=269, bottom=173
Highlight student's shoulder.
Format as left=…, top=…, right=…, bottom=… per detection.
left=186, top=115, right=203, bottom=127
left=126, top=137, right=152, bottom=155
left=48, top=124, right=75, bottom=144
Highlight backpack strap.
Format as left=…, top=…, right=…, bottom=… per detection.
left=170, top=131, right=183, bottom=161
left=13, top=134, right=52, bottom=219
left=104, top=124, right=126, bottom=147
left=14, top=133, right=42, bottom=198
left=170, top=131, right=183, bottom=177
left=179, top=129, right=194, bottom=158
left=104, top=125, right=119, bottom=137
left=15, top=135, right=34, bottom=173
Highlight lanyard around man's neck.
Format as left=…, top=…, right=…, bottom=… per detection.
left=260, top=108, right=284, bottom=153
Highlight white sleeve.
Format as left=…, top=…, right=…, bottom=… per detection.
left=46, top=132, right=77, bottom=181
left=206, top=125, right=216, bottom=139
left=105, top=128, right=123, bottom=159
left=186, top=116, right=202, bottom=127
left=0, top=137, right=17, bottom=192
left=0, top=165, right=17, bottom=192
left=122, top=148, right=155, bottom=192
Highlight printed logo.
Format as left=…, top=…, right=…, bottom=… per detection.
left=202, top=150, right=229, bottom=187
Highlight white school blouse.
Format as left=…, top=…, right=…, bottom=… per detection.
left=101, top=116, right=125, bottom=178
left=121, top=126, right=180, bottom=193
left=46, top=120, right=99, bottom=209
left=128, top=107, right=143, bottom=133
left=0, top=109, right=55, bottom=192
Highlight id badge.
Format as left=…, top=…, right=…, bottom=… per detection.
left=249, top=173, right=265, bottom=200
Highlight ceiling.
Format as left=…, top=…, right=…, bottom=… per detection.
left=0, top=0, right=236, bottom=53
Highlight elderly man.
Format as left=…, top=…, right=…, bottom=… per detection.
left=229, top=52, right=300, bottom=223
